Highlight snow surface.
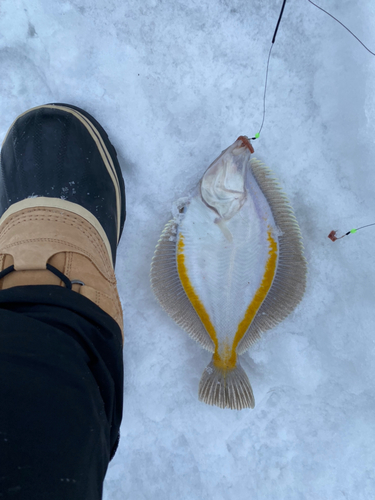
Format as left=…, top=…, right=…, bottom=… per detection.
left=1, top=0, right=375, bottom=498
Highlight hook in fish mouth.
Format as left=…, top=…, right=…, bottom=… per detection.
left=237, top=136, right=254, bottom=153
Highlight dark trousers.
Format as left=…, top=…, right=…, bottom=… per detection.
left=0, top=285, right=124, bottom=499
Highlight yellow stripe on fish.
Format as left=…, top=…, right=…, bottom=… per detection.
left=176, top=234, right=218, bottom=345
left=230, top=228, right=278, bottom=361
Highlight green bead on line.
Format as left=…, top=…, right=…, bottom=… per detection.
left=350, top=229, right=357, bottom=234
left=255, top=133, right=260, bottom=138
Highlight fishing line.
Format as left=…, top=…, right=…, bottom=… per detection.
left=252, top=0, right=375, bottom=141
left=307, top=0, right=375, bottom=56
left=251, top=0, right=286, bottom=140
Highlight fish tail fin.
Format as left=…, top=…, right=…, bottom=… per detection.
left=198, top=358, right=255, bottom=410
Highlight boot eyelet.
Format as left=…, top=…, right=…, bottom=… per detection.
left=71, top=279, right=85, bottom=286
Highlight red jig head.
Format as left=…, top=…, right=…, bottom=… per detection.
left=328, top=230, right=338, bottom=242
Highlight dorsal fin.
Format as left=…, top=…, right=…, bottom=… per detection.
left=150, top=220, right=215, bottom=352
left=237, top=158, right=307, bottom=354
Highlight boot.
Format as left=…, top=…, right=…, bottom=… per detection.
left=0, top=104, right=126, bottom=341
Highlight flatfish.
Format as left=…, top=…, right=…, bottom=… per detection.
left=150, top=136, right=307, bottom=410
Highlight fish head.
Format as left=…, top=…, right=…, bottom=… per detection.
left=200, top=137, right=253, bottom=220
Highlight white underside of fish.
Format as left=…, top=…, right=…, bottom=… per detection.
left=178, top=182, right=278, bottom=354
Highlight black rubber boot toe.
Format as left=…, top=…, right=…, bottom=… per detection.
left=0, top=104, right=126, bottom=268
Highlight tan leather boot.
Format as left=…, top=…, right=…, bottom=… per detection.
left=0, top=104, right=126, bottom=342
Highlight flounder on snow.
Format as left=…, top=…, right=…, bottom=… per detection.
left=150, top=136, right=307, bottom=410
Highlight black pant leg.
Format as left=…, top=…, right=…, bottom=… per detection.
left=0, top=285, right=124, bottom=500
